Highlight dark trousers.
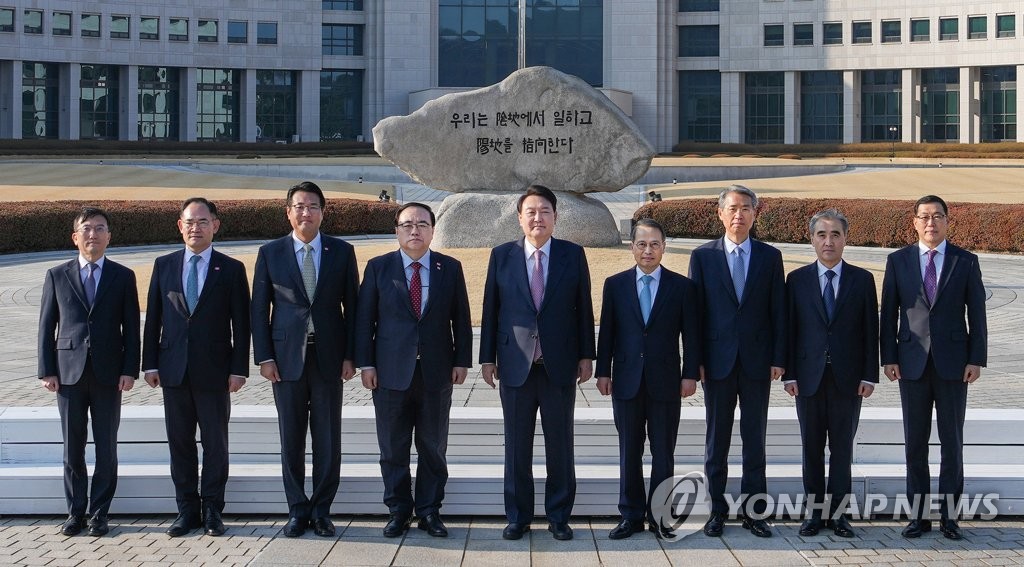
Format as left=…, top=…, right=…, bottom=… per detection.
left=899, top=355, right=968, bottom=520
left=796, top=364, right=862, bottom=519
left=372, top=363, right=453, bottom=517
left=163, top=372, right=231, bottom=515
left=272, top=342, right=342, bottom=520
left=703, top=357, right=771, bottom=516
left=613, top=375, right=681, bottom=522
left=499, top=363, right=577, bottom=524
left=56, top=362, right=122, bottom=518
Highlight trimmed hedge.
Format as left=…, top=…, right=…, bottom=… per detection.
left=0, top=139, right=375, bottom=157
left=4, top=199, right=399, bottom=254
left=670, top=141, right=1024, bottom=159
left=634, top=198, right=1024, bottom=253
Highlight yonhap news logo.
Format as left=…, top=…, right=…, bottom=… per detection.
left=650, top=471, right=710, bottom=541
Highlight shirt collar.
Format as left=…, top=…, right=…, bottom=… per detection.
left=78, top=255, right=105, bottom=270
left=292, top=232, right=322, bottom=254
left=918, top=240, right=947, bottom=256
left=723, top=236, right=751, bottom=255
left=635, top=265, right=663, bottom=283
left=400, top=249, right=431, bottom=269
left=524, top=238, right=553, bottom=259
left=184, top=246, right=213, bottom=264
left=816, top=260, right=843, bottom=279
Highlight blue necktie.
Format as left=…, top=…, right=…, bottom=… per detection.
left=823, top=269, right=837, bottom=322
left=731, top=247, right=746, bottom=301
left=639, top=274, right=653, bottom=324
left=186, top=255, right=200, bottom=314
left=84, top=263, right=97, bottom=307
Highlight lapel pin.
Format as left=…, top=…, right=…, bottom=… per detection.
left=214, top=266, right=220, bottom=271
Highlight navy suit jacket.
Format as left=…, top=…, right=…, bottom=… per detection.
left=251, top=234, right=359, bottom=381
left=786, top=261, right=879, bottom=397
left=38, top=258, right=140, bottom=384
left=354, top=250, right=472, bottom=391
left=880, top=242, right=987, bottom=380
left=479, top=237, right=596, bottom=387
left=142, top=249, right=251, bottom=389
left=596, top=267, right=702, bottom=400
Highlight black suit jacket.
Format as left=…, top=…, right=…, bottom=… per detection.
left=596, top=267, right=701, bottom=400
left=880, top=243, right=987, bottom=380
left=786, top=261, right=879, bottom=397
left=38, top=258, right=140, bottom=384
left=251, top=234, right=359, bottom=380
left=142, top=249, right=251, bottom=389
left=479, top=237, right=596, bottom=387
left=354, top=250, right=472, bottom=391
left=688, top=237, right=786, bottom=380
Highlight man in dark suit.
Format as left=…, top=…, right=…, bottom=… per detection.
left=480, top=184, right=596, bottom=541
left=142, top=198, right=251, bottom=538
left=596, top=218, right=701, bottom=539
left=355, top=202, right=472, bottom=539
left=251, top=181, right=359, bottom=538
left=784, top=209, right=878, bottom=539
left=880, top=195, right=987, bottom=540
left=38, top=207, right=140, bottom=537
left=688, top=185, right=785, bottom=538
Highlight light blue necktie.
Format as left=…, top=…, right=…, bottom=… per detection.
left=731, top=247, right=746, bottom=301
left=823, top=269, right=837, bottom=322
left=640, top=274, right=653, bottom=324
left=186, top=255, right=200, bottom=314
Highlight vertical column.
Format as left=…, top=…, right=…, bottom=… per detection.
left=240, top=68, right=257, bottom=142
left=180, top=67, right=197, bottom=142
left=60, top=63, right=81, bottom=140
left=121, top=66, right=139, bottom=141
left=296, top=69, right=320, bottom=142
left=721, top=72, right=743, bottom=143
left=901, top=68, right=917, bottom=142
left=959, top=66, right=978, bottom=144
left=0, top=60, right=21, bottom=139
left=843, top=70, right=861, bottom=144
left=1018, top=65, right=1024, bottom=142
left=784, top=71, right=799, bottom=144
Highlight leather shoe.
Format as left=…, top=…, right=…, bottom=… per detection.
left=703, top=512, right=725, bottom=537
left=741, top=516, right=773, bottom=538
left=901, top=519, right=932, bottom=538
left=203, top=508, right=226, bottom=537
left=548, top=521, right=573, bottom=540
left=831, top=516, right=855, bottom=538
left=166, top=512, right=201, bottom=537
left=502, top=522, right=530, bottom=540
left=383, top=513, right=412, bottom=538
left=87, top=515, right=109, bottom=537
left=417, top=513, right=448, bottom=537
left=939, top=519, right=963, bottom=540
left=609, top=518, right=644, bottom=540
left=60, top=515, right=86, bottom=536
left=798, top=518, right=821, bottom=536
left=282, top=516, right=308, bottom=538
left=649, top=522, right=675, bottom=539
left=312, top=517, right=336, bottom=537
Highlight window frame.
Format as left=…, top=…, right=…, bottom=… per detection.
left=910, top=18, right=929, bottom=42
left=968, top=15, right=987, bottom=40
left=257, top=21, right=278, bottom=45
left=227, top=20, right=247, bottom=44
left=996, top=14, right=1016, bottom=38
left=23, top=9, right=42, bottom=34
left=793, top=22, right=813, bottom=46
left=939, top=17, right=959, bottom=41
left=52, top=11, right=72, bottom=36
left=852, top=21, right=872, bottom=44
left=763, top=23, right=784, bottom=47
left=139, top=16, right=159, bottom=40
left=198, top=19, right=218, bottom=43
left=881, top=19, right=901, bottom=43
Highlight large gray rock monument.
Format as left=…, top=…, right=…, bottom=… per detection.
left=373, top=66, right=655, bottom=247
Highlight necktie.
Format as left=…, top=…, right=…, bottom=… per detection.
left=823, top=269, right=837, bottom=322
left=924, top=249, right=938, bottom=305
left=302, top=244, right=316, bottom=332
left=639, top=274, right=653, bottom=324
left=409, top=261, right=423, bottom=319
left=84, top=263, right=97, bottom=308
left=186, top=255, right=200, bottom=314
left=530, top=250, right=545, bottom=361
left=732, top=247, right=746, bottom=301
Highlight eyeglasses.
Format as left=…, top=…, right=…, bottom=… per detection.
left=914, top=213, right=947, bottom=223
left=182, top=219, right=212, bottom=229
left=396, top=221, right=432, bottom=231
left=76, top=225, right=108, bottom=235
left=632, top=241, right=663, bottom=251
left=290, top=204, right=322, bottom=214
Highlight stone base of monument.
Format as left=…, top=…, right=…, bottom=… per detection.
left=432, top=191, right=622, bottom=248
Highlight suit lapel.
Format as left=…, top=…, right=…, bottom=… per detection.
left=904, top=246, right=926, bottom=304
left=194, top=250, right=222, bottom=314
left=510, top=239, right=534, bottom=311
left=645, top=269, right=672, bottom=328
left=63, top=260, right=89, bottom=309
left=420, top=254, right=444, bottom=319
left=804, top=263, right=829, bottom=325
left=280, top=237, right=309, bottom=303
left=541, top=239, right=567, bottom=311
left=741, top=241, right=766, bottom=306
left=713, top=238, right=740, bottom=306
left=934, top=245, right=959, bottom=306
left=831, top=263, right=854, bottom=324
left=389, top=251, right=419, bottom=319
left=169, top=251, right=189, bottom=316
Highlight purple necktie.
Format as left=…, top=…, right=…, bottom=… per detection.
left=530, top=250, right=545, bottom=361
left=924, top=249, right=938, bottom=305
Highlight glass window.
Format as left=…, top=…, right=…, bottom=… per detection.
left=228, top=20, right=247, bottom=44
left=525, top=0, right=604, bottom=88
left=138, top=66, right=180, bottom=141
left=968, top=16, right=987, bottom=39
left=22, top=62, right=60, bottom=139
left=939, top=17, right=958, bottom=40
left=997, top=14, right=1015, bottom=38
left=861, top=70, right=902, bottom=141
left=822, top=22, right=842, bottom=45
left=0, top=8, right=12, bottom=33
left=196, top=68, right=239, bottom=141
left=439, top=0, right=517, bottom=88
left=257, top=22, right=278, bottom=45
left=256, top=70, right=297, bottom=142
left=169, top=18, right=188, bottom=41
left=800, top=71, right=843, bottom=143
left=323, top=0, right=364, bottom=9
left=745, top=72, right=784, bottom=144
left=111, top=15, right=129, bottom=39
left=911, top=18, right=929, bottom=42
left=24, top=9, right=42, bottom=34
left=881, top=19, right=900, bottom=43
left=679, top=25, right=719, bottom=57
left=980, top=66, right=1016, bottom=141
left=53, top=11, right=71, bottom=36
left=81, top=14, right=100, bottom=38
left=679, top=70, right=721, bottom=142
left=140, top=16, right=159, bottom=40
left=763, top=24, right=783, bottom=47
left=198, top=19, right=218, bottom=42
left=679, top=0, right=719, bottom=11
left=320, top=69, right=363, bottom=140
left=322, top=23, right=364, bottom=55
left=793, top=23, right=813, bottom=46
left=80, top=64, right=120, bottom=140
left=852, top=21, right=872, bottom=44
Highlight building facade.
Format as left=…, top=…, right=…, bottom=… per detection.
left=0, top=1, right=1020, bottom=151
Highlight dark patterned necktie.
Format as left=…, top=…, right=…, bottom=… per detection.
left=924, top=250, right=938, bottom=305
left=823, top=269, right=836, bottom=322
left=410, top=261, right=422, bottom=319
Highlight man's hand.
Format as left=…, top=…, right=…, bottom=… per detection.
left=858, top=383, right=875, bottom=398
left=40, top=376, right=59, bottom=393
left=482, top=363, right=498, bottom=388
left=770, top=366, right=785, bottom=381
left=577, top=359, right=593, bottom=385
left=596, top=377, right=611, bottom=396
left=883, top=364, right=901, bottom=382
left=228, top=376, right=246, bottom=393
left=681, top=379, right=697, bottom=398
left=341, top=360, right=355, bottom=382
left=784, top=382, right=798, bottom=397
left=118, top=375, right=134, bottom=392
left=260, top=361, right=281, bottom=383
left=144, top=372, right=160, bottom=388
left=451, top=367, right=468, bottom=385
left=963, top=364, right=982, bottom=384
left=361, top=368, right=377, bottom=390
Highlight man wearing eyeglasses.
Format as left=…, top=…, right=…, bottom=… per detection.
left=354, top=202, right=471, bottom=538
left=881, top=195, right=987, bottom=540
left=142, top=198, right=250, bottom=538
left=251, top=182, right=359, bottom=538
left=595, top=218, right=701, bottom=539
left=38, top=207, right=140, bottom=537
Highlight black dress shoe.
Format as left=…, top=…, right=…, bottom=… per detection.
left=383, top=513, right=412, bottom=538
left=649, top=522, right=675, bottom=539
left=312, top=517, right=336, bottom=537
left=831, top=516, right=855, bottom=538
left=703, top=512, right=725, bottom=537
left=741, top=517, right=773, bottom=538
left=502, top=522, right=530, bottom=540
left=548, top=522, right=573, bottom=540
left=166, top=512, right=202, bottom=537
left=60, top=515, right=87, bottom=536
left=87, top=516, right=109, bottom=537
left=798, top=518, right=821, bottom=536
left=901, top=519, right=932, bottom=538
left=417, top=513, right=449, bottom=537
left=609, top=518, right=644, bottom=540
left=283, top=516, right=308, bottom=538
left=203, top=508, right=226, bottom=537
left=939, top=519, right=963, bottom=540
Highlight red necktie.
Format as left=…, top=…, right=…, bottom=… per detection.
left=410, top=261, right=422, bottom=319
